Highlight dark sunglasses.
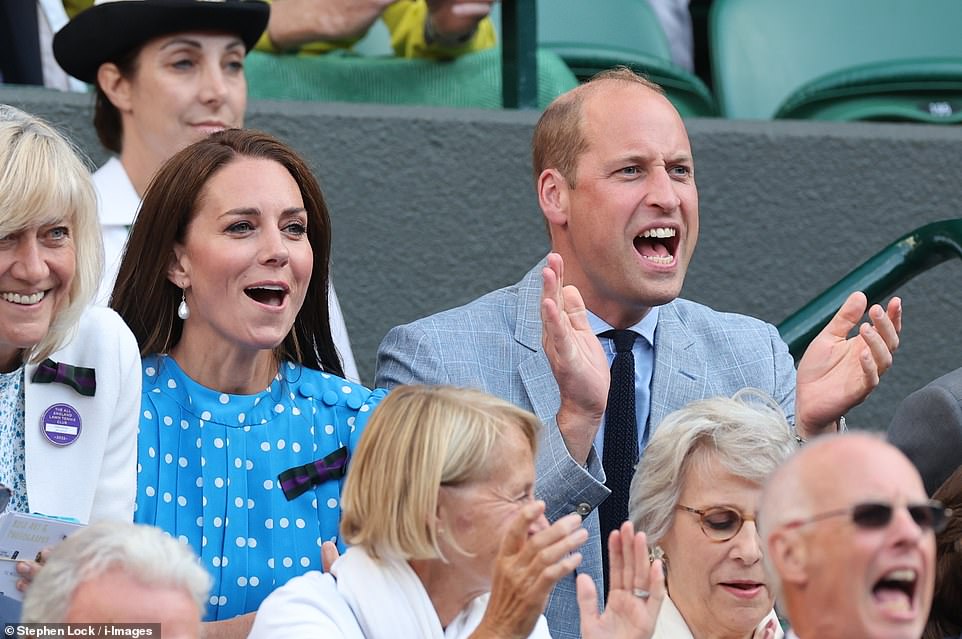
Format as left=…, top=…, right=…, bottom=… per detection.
left=781, top=500, right=951, bottom=534
left=677, top=505, right=757, bottom=542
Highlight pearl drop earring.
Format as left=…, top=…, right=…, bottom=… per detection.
left=177, top=290, right=190, bottom=320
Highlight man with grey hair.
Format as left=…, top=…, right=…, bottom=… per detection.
left=759, top=433, right=943, bottom=639
left=21, top=522, right=209, bottom=635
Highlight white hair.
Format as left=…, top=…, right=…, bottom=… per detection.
left=629, top=388, right=797, bottom=545
left=21, top=522, right=210, bottom=622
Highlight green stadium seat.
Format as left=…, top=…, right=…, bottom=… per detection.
left=711, top=0, right=962, bottom=121
left=491, top=1, right=717, bottom=117
left=245, top=47, right=578, bottom=109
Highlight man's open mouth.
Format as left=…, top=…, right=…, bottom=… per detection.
left=872, top=568, right=918, bottom=615
left=634, top=227, right=679, bottom=265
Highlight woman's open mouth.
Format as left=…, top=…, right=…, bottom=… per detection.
left=244, top=285, right=288, bottom=307
left=1, top=290, right=46, bottom=305
left=719, top=581, right=765, bottom=599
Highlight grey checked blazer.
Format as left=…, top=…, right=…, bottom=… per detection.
left=375, top=259, right=797, bottom=639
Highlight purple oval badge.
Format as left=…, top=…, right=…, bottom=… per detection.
left=40, top=403, right=82, bottom=446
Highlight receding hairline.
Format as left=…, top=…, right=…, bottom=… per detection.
left=760, top=433, right=914, bottom=535
left=560, top=68, right=666, bottom=105
left=553, top=75, right=670, bottom=140
left=533, top=74, right=678, bottom=188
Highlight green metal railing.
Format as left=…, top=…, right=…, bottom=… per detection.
left=778, top=219, right=962, bottom=359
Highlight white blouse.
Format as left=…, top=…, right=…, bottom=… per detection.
left=0, top=367, right=28, bottom=512
left=652, top=595, right=784, bottom=639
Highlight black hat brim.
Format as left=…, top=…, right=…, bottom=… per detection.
left=54, top=0, right=270, bottom=84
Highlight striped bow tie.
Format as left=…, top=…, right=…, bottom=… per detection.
left=278, top=446, right=348, bottom=501
left=31, top=358, right=97, bottom=397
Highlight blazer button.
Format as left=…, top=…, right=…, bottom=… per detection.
left=575, top=502, right=592, bottom=517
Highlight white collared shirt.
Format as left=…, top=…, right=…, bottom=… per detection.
left=651, top=595, right=784, bottom=639
left=92, top=157, right=141, bottom=305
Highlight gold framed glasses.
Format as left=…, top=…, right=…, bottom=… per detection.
left=677, top=505, right=756, bottom=542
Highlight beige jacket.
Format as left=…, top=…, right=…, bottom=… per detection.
left=652, top=595, right=784, bottom=639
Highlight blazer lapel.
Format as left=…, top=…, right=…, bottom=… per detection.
left=515, top=259, right=560, bottom=425
left=649, top=301, right=707, bottom=432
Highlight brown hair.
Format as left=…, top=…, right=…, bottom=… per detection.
left=110, top=128, right=343, bottom=376
left=924, top=465, right=962, bottom=639
left=531, top=67, right=664, bottom=189
left=340, top=385, right=540, bottom=561
left=93, top=46, right=142, bottom=154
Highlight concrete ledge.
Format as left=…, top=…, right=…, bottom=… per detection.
left=4, top=85, right=961, bottom=429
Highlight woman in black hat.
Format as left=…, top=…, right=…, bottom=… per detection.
left=53, top=0, right=361, bottom=381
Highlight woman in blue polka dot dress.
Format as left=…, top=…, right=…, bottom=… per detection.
left=111, top=129, right=387, bottom=634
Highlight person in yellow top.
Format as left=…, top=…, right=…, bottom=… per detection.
left=65, top=0, right=497, bottom=60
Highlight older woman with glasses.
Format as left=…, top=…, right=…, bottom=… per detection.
left=629, top=390, right=796, bottom=639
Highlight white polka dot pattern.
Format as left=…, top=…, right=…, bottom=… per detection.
left=134, top=354, right=387, bottom=621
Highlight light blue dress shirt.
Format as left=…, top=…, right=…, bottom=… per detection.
left=588, top=308, right=659, bottom=459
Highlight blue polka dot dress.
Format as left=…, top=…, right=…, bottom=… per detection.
left=134, top=354, right=387, bottom=620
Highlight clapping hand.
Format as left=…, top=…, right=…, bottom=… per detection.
left=795, top=292, right=901, bottom=437
left=577, top=522, right=665, bottom=639
left=541, top=252, right=610, bottom=465
left=473, top=501, right=587, bottom=639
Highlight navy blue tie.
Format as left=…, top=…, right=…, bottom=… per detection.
left=598, top=329, right=638, bottom=598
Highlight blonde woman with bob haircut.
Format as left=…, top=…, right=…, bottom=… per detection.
left=251, top=384, right=666, bottom=639
left=629, top=389, right=796, bottom=639
left=0, top=105, right=139, bottom=531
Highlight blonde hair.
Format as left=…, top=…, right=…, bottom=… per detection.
left=0, top=105, right=102, bottom=363
left=340, top=385, right=540, bottom=560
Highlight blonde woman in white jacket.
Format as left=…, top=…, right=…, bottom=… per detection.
left=0, top=105, right=139, bottom=548
left=252, top=385, right=667, bottom=639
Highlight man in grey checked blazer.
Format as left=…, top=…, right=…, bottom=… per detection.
left=375, top=69, right=902, bottom=639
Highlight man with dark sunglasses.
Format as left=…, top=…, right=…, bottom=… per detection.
left=759, top=433, right=940, bottom=639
